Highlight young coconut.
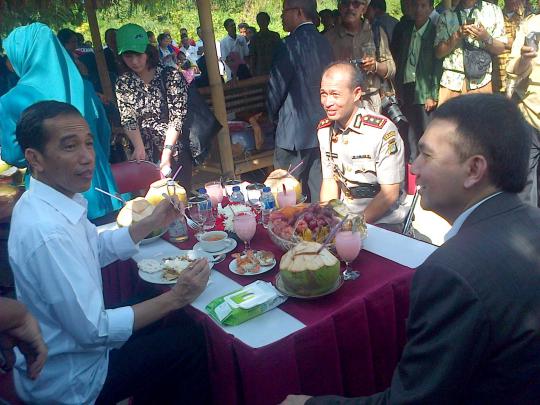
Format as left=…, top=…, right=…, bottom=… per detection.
left=116, top=197, right=162, bottom=238
left=265, top=169, right=302, bottom=205
left=279, top=241, right=340, bottom=296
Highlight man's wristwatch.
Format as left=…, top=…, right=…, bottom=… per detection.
left=164, top=144, right=174, bottom=151
left=484, top=35, right=494, bottom=46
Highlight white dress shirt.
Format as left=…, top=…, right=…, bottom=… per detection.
left=180, top=45, right=200, bottom=66
left=444, top=192, right=502, bottom=242
left=220, top=34, right=249, bottom=81
left=8, top=178, right=138, bottom=404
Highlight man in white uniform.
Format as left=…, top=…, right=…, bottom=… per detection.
left=318, top=62, right=407, bottom=229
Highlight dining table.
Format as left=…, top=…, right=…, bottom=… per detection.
left=99, top=216, right=436, bottom=405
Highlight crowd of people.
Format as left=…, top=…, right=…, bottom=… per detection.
left=0, top=0, right=540, bottom=403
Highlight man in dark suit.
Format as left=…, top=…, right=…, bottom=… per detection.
left=281, top=94, right=540, bottom=404
left=267, top=0, right=334, bottom=202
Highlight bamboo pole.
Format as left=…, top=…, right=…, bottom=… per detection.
left=196, top=0, right=235, bottom=178
left=444, top=0, right=452, bottom=10
left=84, top=0, right=113, bottom=101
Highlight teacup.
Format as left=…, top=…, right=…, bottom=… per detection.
left=197, top=231, right=229, bottom=252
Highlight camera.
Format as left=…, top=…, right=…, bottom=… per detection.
left=381, top=95, right=408, bottom=125
left=525, top=32, right=540, bottom=53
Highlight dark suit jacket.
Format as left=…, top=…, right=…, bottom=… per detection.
left=267, top=23, right=333, bottom=151
left=309, top=193, right=540, bottom=404
left=394, top=19, right=442, bottom=105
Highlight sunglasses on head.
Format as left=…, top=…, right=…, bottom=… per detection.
left=340, top=0, right=368, bottom=7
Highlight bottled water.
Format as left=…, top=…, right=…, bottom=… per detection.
left=260, top=186, right=275, bottom=228
left=229, top=186, right=245, bottom=204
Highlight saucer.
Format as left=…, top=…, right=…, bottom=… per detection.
left=193, top=238, right=237, bottom=255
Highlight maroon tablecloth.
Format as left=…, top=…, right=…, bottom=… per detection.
left=102, top=225, right=414, bottom=405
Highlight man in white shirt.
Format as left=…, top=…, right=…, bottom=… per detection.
left=220, top=18, right=250, bottom=81
left=180, top=33, right=199, bottom=66
left=9, top=100, right=211, bottom=404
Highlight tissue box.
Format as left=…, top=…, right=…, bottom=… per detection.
left=206, top=280, right=287, bottom=326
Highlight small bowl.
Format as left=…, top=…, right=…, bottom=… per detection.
left=197, top=231, right=229, bottom=252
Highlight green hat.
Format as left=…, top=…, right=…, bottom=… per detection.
left=116, top=23, right=148, bottom=55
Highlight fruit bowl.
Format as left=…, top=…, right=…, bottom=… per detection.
left=267, top=202, right=367, bottom=252
left=267, top=204, right=340, bottom=251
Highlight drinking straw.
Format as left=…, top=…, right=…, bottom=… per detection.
left=317, top=214, right=350, bottom=253
left=95, top=187, right=125, bottom=204
left=288, top=160, right=304, bottom=176
left=171, top=165, right=183, bottom=181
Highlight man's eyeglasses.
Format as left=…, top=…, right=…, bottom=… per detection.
left=339, top=0, right=368, bottom=8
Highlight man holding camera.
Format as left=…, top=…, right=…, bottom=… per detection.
left=325, top=0, right=396, bottom=114
left=507, top=14, right=540, bottom=207
left=318, top=62, right=407, bottom=231
left=434, top=0, right=506, bottom=105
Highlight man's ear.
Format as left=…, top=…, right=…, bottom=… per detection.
left=24, top=148, right=45, bottom=174
left=463, top=155, right=488, bottom=189
left=353, top=86, right=363, bottom=103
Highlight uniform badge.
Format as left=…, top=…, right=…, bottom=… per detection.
left=387, top=139, right=398, bottom=155
left=353, top=114, right=363, bottom=128
left=363, top=114, right=387, bottom=129
left=318, top=118, right=332, bottom=129
left=343, top=134, right=349, bottom=145
left=383, top=131, right=396, bottom=141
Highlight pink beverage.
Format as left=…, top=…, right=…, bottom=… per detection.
left=234, top=213, right=256, bottom=242
left=205, top=182, right=224, bottom=208
left=335, top=231, right=363, bottom=262
left=277, top=190, right=296, bottom=208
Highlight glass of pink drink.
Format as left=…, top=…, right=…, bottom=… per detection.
left=277, top=190, right=296, bottom=208
left=205, top=181, right=224, bottom=208
left=335, top=231, right=363, bottom=280
left=233, top=212, right=257, bottom=254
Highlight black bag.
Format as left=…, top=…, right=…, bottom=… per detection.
left=456, top=11, right=491, bottom=80
left=161, top=69, right=222, bottom=166
left=183, top=84, right=222, bottom=166
left=462, top=41, right=491, bottom=80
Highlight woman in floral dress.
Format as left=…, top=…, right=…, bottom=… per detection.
left=115, top=23, right=192, bottom=191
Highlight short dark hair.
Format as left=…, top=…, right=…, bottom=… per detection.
left=118, top=44, right=160, bottom=73
left=147, top=30, right=155, bottom=38
left=370, top=0, right=387, bottom=12
left=57, top=28, right=77, bottom=46
left=287, top=0, right=319, bottom=22
left=16, top=101, right=81, bottom=154
left=256, top=12, right=271, bottom=26
left=224, top=18, right=235, bottom=29
left=323, top=61, right=364, bottom=90
left=433, top=94, right=532, bottom=193
left=238, top=22, right=249, bottom=30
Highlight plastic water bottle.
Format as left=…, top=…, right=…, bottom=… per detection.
left=260, top=186, right=275, bottom=228
left=198, top=188, right=215, bottom=230
left=229, top=186, right=245, bottom=204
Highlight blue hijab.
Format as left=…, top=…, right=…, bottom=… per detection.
left=0, top=23, right=121, bottom=219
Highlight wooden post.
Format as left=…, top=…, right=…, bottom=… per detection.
left=444, top=0, right=452, bottom=10
left=196, top=0, right=235, bottom=178
left=84, top=0, right=113, bottom=101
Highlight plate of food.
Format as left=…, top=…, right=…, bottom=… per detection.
left=229, top=250, right=276, bottom=276
left=137, top=250, right=214, bottom=284
left=140, top=229, right=167, bottom=245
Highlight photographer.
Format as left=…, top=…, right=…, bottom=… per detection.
left=507, top=13, right=540, bottom=206
left=434, top=0, right=507, bottom=104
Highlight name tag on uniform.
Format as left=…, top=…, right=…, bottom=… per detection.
left=352, top=155, right=372, bottom=159
left=325, top=152, right=338, bottom=159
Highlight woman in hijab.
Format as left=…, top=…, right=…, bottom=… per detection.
left=0, top=23, right=122, bottom=219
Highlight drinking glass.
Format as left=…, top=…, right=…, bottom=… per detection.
left=233, top=212, right=257, bottom=254
left=188, top=196, right=209, bottom=237
left=205, top=181, right=224, bottom=208
left=335, top=231, right=363, bottom=280
left=246, top=183, right=264, bottom=222
left=277, top=190, right=296, bottom=208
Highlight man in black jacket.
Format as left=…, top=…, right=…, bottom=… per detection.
left=267, top=0, right=334, bottom=202
left=281, top=94, right=540, bottom=404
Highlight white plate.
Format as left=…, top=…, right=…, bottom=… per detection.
left=193, top=238, right=237, bottom=256
left=229, top=257, right=277, bottom=276
left=140, top=229, right=167, bottom=245
left=138, top=250, right=214, bottom=285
